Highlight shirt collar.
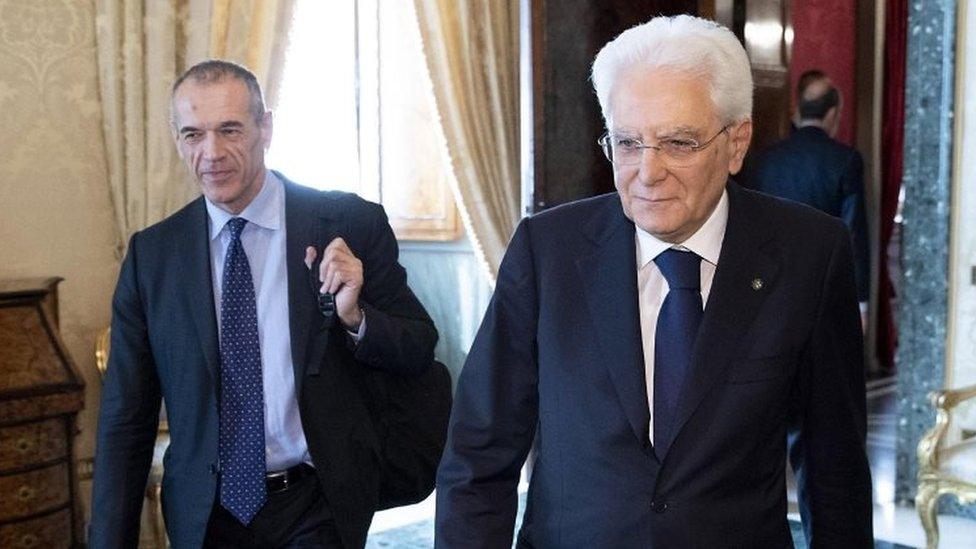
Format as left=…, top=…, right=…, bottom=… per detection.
left=206, top=170, right=282, bottom=240
left=636, top=188, right=728, bottom=270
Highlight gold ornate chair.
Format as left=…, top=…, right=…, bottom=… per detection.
left=95, top=328, right=171, bottom=548
left=916, top=383, right=976, bottom=549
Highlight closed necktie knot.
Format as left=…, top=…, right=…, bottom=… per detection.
left=225, top=217, right=248, bottom=241
left=654, top=248, right=702, bottom=291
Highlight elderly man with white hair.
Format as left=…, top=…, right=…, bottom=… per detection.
left=435, top=14, right=872, bottom=549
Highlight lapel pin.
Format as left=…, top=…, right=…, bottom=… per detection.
left=751, top=278, right=764, bottom=291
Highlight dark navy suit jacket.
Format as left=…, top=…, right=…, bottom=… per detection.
left=91, top=175, right=438, bottom=548
left=435, top=183, right=872, bottom=548
left=743, top=126, right=870, bottom=302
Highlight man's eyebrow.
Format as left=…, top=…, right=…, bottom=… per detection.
left=657, top=125, right=701, bottom=137
left=178, top=121, right=244, bottom=134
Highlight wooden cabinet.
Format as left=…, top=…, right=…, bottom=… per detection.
left=0, top=508, right=73, bottom=549
left=0, top=278, right=84, bottom=548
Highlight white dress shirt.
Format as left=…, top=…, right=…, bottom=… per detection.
left=636, top=190, right=729, bottom=442
left=206, top=171, right=311, bottom=471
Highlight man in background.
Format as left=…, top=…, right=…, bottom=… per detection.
left=745, top=70, right=871, bottom=325
left=91, top=60, right=440, bottom=548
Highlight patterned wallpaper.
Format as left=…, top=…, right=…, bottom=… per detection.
left=0, top=0, right=119, bottom=526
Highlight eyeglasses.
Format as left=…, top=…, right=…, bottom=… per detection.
left=597, top=125, right=731, bottom=167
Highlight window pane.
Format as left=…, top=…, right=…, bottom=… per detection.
left=266, top=0, right=359, bottom=192
left=377, top=0, right=460, bottom=240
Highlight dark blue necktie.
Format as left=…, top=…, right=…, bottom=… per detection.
left=653, top=248, right=703, bottom=456
left=218, top=217, right=267, bottom=524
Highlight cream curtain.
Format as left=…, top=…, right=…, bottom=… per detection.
left=209, top=0, right=295, bottom=110
left=95, top=0, right=295, bottom=256
left=413, top=0, right=521, bottom=282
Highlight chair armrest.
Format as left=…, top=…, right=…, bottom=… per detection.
left=931, top=383, right=976, bottom=411
left=94, top=327, right=110, bottom=379
left=918, top=383, right=976, bottom=474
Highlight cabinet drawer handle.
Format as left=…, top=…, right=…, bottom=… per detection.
left=16, top=486, right=36, bottom=501
left=19, top=533, right=38, bottom=547
left=15, top=437, right=35, bottom=453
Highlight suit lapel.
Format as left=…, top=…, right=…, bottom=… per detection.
left=180, top=197, right=220, bottom=382
left=576, top=198, right=652, bottom=455
left=282, top=176, right=337, bottom=395
left=660, top=183, right=780, bottom=462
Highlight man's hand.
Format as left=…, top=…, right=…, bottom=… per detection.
left=305, top=238, right=364, bottom=331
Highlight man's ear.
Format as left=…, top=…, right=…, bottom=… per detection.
left=825, top=106, right=841, bottom=137
left=727, top=118, right=752, bottom=175
left=260, top=111, right=273, bottom=149
left=172, top=130, right=186, bottom=159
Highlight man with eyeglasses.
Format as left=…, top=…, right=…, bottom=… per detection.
left=436, top=15, right=872, bottom=548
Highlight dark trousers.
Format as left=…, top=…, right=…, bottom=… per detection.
left=203, top=470, right=343, bottom=548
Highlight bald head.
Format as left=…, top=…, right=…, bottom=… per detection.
left=797, top=73, right=841, bottom=136
left=801, top=77, right=831, bottom=101
left=797, top=70, right=827, bottom=99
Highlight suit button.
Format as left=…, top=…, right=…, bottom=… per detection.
left=652, top=501, right=668, bottom=513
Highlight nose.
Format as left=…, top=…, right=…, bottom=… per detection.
left=201, top=132, right=224, bottom=161
left=636, top=146, right=668, bottom=185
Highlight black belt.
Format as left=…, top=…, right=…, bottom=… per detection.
left=265, top=463, right=315, bottom=494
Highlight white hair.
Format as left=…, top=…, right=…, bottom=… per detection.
left=591, top=15, right=753, bottom=124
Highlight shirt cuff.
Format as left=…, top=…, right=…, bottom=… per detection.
left=858, top=301, right=868, bottom=314
left=346, top=310, right=366, bottom=343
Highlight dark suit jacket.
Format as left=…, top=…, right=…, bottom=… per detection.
left=91, top=175, right=438, bottom=548
left=435, top=183, right=872, bottom=548
left=743, top=126, right=870, bottom=301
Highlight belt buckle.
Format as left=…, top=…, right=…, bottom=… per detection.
left=266, top=469, right=289, bottom=493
